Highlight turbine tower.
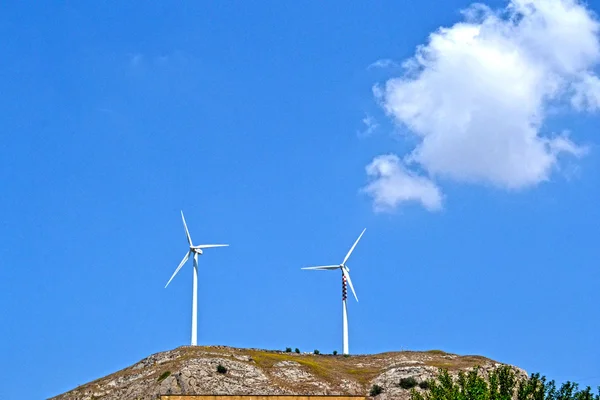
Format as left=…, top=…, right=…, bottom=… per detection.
left=165, top=211, right=228, bottom=346
left=302, top=228, right=366, bottom=355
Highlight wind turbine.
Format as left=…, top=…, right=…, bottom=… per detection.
left=165, top=211, right=228, bottom=346
left=302, top=228, right=366, bottom=355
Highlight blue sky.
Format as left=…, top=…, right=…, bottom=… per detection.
left=1, top=1, right=600, bottom=399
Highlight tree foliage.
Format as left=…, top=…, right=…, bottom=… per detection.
left=410, top=366, right=599, bottom=400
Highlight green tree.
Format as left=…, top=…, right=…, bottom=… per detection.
left=409, top=367, right=599, bottom=400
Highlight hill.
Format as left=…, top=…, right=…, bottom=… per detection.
left=50, top=346, right=526, bottom=400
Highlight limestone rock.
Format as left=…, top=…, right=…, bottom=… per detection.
left=50, top=346, right=526, bottom=400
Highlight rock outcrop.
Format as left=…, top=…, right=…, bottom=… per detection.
left=50, top=346, right=527, bottom=400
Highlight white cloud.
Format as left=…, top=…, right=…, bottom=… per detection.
left=358, top=115, right=379, bottom=137
left=368, top=59, right=399, bottom=69
left=363, top=154, right=443, bottom=212
left=364, top=0, right=600, bottom=211
left=572, top=73, right=600, bottom=111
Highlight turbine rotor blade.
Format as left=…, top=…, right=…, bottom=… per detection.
left=342, top=228, right=366, bottom=266
left=343, top=268, right=358, bottom=302
left=165, top=250, right=191, bottom=288
left=301, top=265, right=340, bottom=270
left=193, top=244, right=229, bottom=249
left=181, top=210, right=193, bottom=246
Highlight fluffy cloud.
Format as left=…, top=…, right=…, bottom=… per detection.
left=572, top=73, right=600, bottom=111
left=364, top=154, right=443, bottom=211
left=365, top=0, right=600, bottom=211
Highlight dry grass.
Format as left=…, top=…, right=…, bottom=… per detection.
left=182, top=346, right=498, bottom=383
left=426, top=355, right=489, bottom=371
left=427, top=361, right=455, bottom=369
left=426, top=350, right=448, bottom=356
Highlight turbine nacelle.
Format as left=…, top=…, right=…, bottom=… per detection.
left=164, top=211, right=229, bottom=289
left=301, top=228, right=366, bottom=303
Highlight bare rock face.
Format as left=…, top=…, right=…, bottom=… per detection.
left=50, top=346, right=527, bottom=400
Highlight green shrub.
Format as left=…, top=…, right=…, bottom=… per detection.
left=333, top=350, right=338, bottom=355
left=370, top=384, right=384, bottom=396
left=285, top=347, right=292, bottom=352
left=216, top=364, right=227, bottom=374
left=294, top=348, right=300, bottom=354
left=399, top=377, right=419, bottom=389
left=343, top=354, right=350, bottom=358
left=418, top=381, right=430, bottom=390
left=314, top=349, right=320, bottom=355
left=157, top=371, right=171, bottom=382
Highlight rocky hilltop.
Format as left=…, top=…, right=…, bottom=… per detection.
left=50, top=346, right=527, bottom=400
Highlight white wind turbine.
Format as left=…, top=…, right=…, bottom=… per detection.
left=165, top=211, right=228, bottom=346
left=302, top=228, right=366, bottom=355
